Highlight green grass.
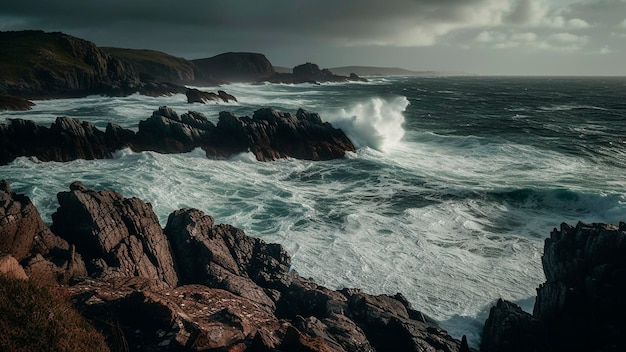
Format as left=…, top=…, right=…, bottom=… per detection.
left=0, top=274, right=110, bottom=352
left=0, top=31, right=95, bottom=82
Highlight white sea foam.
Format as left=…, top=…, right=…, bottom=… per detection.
left=2, top=77, right=625, bottom=349
left=326, top=96, right=409, bottom=152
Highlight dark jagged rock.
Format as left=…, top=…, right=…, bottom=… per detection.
left=69, top=278, right=285, bottom=351
left=481, top=299, right=545, bottom=352
left=0, top=180, right=87, bottom=282
left=102, top=47, right=198, bottom=84
left=2, top=182, right=471, bottom=351
left=51, top=182, right=179, bottom=288
left=0, top=95, right=34, bottom=111
left=134, top=106, right=215, bottom=153
left=481, top=221, right=626, bottom=352
left=211, top=107, right=356, bottom=161
left=0, top=116, right=122, bottom=164
left=268, top=62, right=367, bottom=84
left=164, top=208, right=292, bottom=310
left=1, top=106, right=355, bottom=165
left=185, top=88, right=237, bottom=104
left=192, top=52, right=275, bottom=82
left=0, top=30, right=139, bottom=99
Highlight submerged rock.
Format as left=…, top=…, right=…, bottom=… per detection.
left=185, top=88, right=237, bottom=104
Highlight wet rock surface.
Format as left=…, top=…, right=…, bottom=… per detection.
left=0, top=180, right=470, bottom=351
left=481, top=221, right=626, bottom=352
left=1, top=105, right=356, bottom=165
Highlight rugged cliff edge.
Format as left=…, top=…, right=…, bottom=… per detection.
left=0, top=105, right=355, bottom=164
left=0, top=180, right=470, bottom=351
left=481, top=222, right=626, bottom=352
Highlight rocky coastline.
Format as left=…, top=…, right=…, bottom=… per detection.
left=0, top=180, right=470, bottom=351
left=2, top=181, right=626, bottom=351
left=0, top=106, right=356, bottom=165
left=0, top=30, right=366, bottom=111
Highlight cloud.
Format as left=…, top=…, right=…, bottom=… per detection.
left=0, top=0, right=618, bottom=55
left=620, top=18, right=626, bottom=27
left=475, top=29, right=589, bottom=51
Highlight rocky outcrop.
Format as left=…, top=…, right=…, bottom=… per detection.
left=0, top=179, right=86, bottom=282
left=0, top=30, right=139, bottom=99
left=211, top=108, right=356, bottom=161
left=0, top=254, right=28, bottom=280
left=134, top=106, right=214, bottom=154
left=165, top=208, right=292, bottom=310
left=1, top=106, right=355, bottom=164
left=0, top=95, right=34, bottom=111
left=192, top=52, right=276, bottom=82
left=0, top=181, right=471, bottom=351
left=102, top=47, right=198, bottom=84
left=269, top=63, right=367, bottom=84
left=481, top=222, right=626, bottom=352
left=0, top=116, right=123, bottom=164
left=51, top=181, right=179, bottom=288
left=185, top=88, right=237, bottom=104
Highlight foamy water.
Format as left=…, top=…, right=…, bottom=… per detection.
left=2, top=76, right=626, bottom=347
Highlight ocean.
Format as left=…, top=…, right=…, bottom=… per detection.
left=2, top=76, right=625, bottom=346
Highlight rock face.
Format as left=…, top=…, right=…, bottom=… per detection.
left=192, top=52, right=276, bottom=82
left=102, top=47, right=198, bottom=84
left=165, top=208, right=292, bottom=310
left=1, top=106, right=355, bottom=165
left=0, top=95, right=34, bottom=111
left=481, top=222, right=626, bottom=352
left=0, top=116, right=124, bottom=165
left=0, top=181, right=471, bottom=351
left=185, top=88, right=237, bottom=104
left=212, top=108, right=356, bottom=161
left=0, top=179, right=87, bottom=282
left=269, top=63, right=367, bottom=84
left=0, top=30, right=139, bottom=99
left=51, top=181, right=179, bottom=288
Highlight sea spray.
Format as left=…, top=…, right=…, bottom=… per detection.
left=327, top=96, right=409, bottom=151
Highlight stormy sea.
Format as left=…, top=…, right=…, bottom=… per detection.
left=2, top=76, right=625, bottom=345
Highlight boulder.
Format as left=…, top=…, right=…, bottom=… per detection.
left=69, top=278, right=284, bottom=351
left=185, top=88, right=237, bottom=104
left=0, top=254, right=28, bottom=280
left=0, top=116, right=123, bottom=164
left=134, top=106, right=215, bottom=153
left=0, top=179, right=87, bottom=283
left=164, top=208, right=292, bottom=310
left=0, top=95, right=34, bottom=111
left=210, top=107, right=356, bottom=161
left=51, top=182, right=179, bottom=288
left=481, top=222, right=626, bottom=352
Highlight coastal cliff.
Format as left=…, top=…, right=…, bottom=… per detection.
left=0, top=31, right=140, bottom=99
left=0, top=106, right=356, bottom=164
left=481, top=222, right=626, bottom=352
left=0, top=181, right=470, bottom=351
left=0, top=30, right=367, bottom=111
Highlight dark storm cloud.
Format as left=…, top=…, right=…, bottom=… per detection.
left=1, top=0, right=504, bottom=47
left=2, top=0, right=624, bottom=74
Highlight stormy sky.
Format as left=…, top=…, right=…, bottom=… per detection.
left=1, top=0, right=625, bottom=75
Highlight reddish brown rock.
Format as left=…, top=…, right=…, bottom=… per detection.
left=69, top=278, right=284, bottom=351
left=51, top=181, right=179, bottom=287
left=0, top=254, right=28, bottom=280
left=164, top=208, right=292, bottom=310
